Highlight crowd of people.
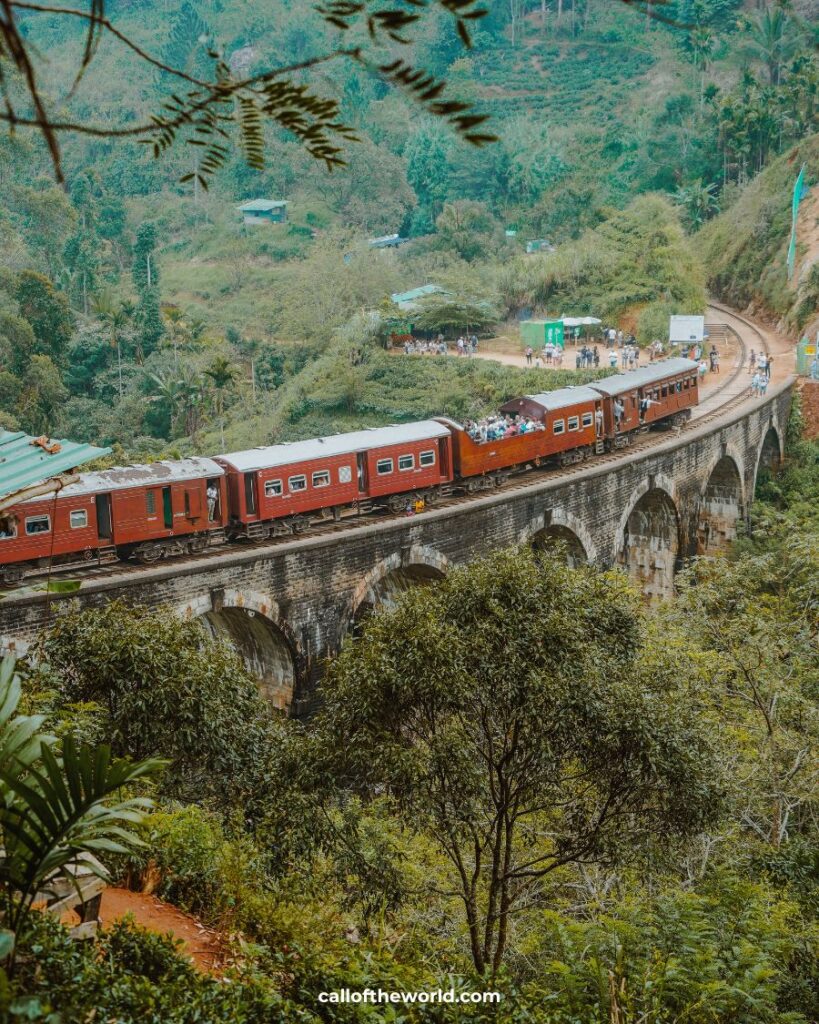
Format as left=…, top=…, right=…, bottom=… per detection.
left=402, top=334, right=479, bottom=356
left=524, top=343, right=565, bottom=368
left=464, top=413, right=546, bottom=443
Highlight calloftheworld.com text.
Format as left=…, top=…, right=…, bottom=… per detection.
left=318, top=988, right=502, bottom=1006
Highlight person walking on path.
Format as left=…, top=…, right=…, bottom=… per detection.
left=749, top=350, right=756, bottom=374
left=751, top=372, right=761, bottom=397
left=525, top=346, right=533, bottom=365
left=759, top=373, right=768, bottom=397
left=765, top=354, right=773, bottom=380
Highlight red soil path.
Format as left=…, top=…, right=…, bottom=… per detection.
left=99, top=887, right=226, bottom=974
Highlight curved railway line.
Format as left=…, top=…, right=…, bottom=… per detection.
left=3, top=303, right=772, bottom=594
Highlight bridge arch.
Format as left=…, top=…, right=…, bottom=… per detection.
left=348, top=545, right=448, bottom=630
left=179, top=589, right=299, bottom=712
left=520, top=509, right=597, bottom=567
left=753, top=422, right=783, bottom=498
left=617, top=477, right=681, bottom=601
left=698, top=450, right=745, bottom=553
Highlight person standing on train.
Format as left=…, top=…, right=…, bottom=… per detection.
left=206, top=484, right=219, bottom=520
left=613, top=399, right=625, bottom=431
left=595, top=408, right=604, bottom=436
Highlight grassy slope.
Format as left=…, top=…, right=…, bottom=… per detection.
left=698, top=134, right=819, bottom=332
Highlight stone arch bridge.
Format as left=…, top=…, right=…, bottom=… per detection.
left=0, top=385, right=791, bottom=715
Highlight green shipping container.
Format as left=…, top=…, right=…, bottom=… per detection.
left=520, top=319, right=565, bottom=349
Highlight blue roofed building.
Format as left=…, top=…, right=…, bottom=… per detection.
left=237, top=199, right=288, bottom=225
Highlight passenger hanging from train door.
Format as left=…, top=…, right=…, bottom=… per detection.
left=206, top=483, right=219, bottom=520
left=595, top=408, right=604, bottom=437
left=639, top=396, right=658, bottom=423
left=613, top=398, right=625, bottom=431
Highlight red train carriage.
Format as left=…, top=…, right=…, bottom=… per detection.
left=0, top=457, right=227, bottom=581
left=216, top=421, right=453, bottom=539
left=589, top=358, right=698, bottom=445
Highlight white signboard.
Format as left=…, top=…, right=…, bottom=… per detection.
left=669, top=315, right=705, bottom=343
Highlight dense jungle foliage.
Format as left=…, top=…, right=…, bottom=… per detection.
left=0, top=0, right=815, bottom=458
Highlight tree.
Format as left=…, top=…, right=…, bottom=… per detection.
left=136, top=287, right=163, bottom=360
left=16, top=355, right=68, bottom=435
left=0, top=0, right=496, bottom=186
left=15, top=271, right=74, bottom=366
left=742, top=6, right=801, bottom=87
left=132, top=223, right=159, bottom=293
left=204, top=355, right=237, bottom=450
left=36, top=602, right=286, bottom=814
left=435, top=200, right=498, bottom=261
left=92, top=291, right=132, bottom=399
left=0, top=656, right=160, bottom=970
left=313, top=549, right=723, bottom=977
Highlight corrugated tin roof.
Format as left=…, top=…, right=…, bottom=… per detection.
left=0, top=431, right=110, bottom=499
left=218, top=421, right=450, bottom=473
left=590, top=358, right=698, bottom=396
left=238, top=199, right=287, bottom=212
left=53, top=457, right=225, bottom=499
left=521, top=386, right=603, bottom=412
left=391, top=284, right=445, bottom=305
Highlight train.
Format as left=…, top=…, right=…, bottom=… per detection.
left=0, top=358, right=698, bottom=583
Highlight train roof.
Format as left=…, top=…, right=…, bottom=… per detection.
left=516, top=386, right=603, bottom=413
left=48, top=457, right=225, bottom=499
left=218, top=421, right=450, bottom=472
left=590, top=358, right=699, bottom=396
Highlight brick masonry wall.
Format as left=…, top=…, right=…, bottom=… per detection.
left=796, top=379, right=819, bottom=439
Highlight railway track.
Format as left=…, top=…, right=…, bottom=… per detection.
left=4, top=304, right=771, bottom=595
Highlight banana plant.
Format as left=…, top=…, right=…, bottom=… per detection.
left=0, top=656, right=163, bottom=970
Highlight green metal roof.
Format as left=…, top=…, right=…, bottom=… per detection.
left=238, top=199, right=287, bottom=212
left=391, top=284, right=446, bottom=305
left=0, top=430, right=111, bottom=499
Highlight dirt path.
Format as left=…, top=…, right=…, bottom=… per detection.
left=99, top=887, right=226, bottom=974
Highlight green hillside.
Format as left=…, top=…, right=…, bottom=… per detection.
left=699, top=133, right=819, bottom=331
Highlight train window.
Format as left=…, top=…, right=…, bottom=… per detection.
left=338, top=465, right=352, bottom=484
left=398, top=454, right=414, bottom=471
left=419, top=449, right=436, bottom=467
left=581, top=412, right=593, bottom=428
left=676, top=381, right=682, bottom=392
left=69, top=510, right=88, bottom=529
left=312, top=470, right=331, bottom=488
left=553, top=419, right=565, bottom=435
left=288, top=475, right=307, bottom=492
left=376, top=458, right=393, bottom=475
left=568, top=416, right=580, bottom=431
left=661, top=385, right=668, bottom=398
left=265, top=479, right=283, bottom=497
left=146, top=491, right=156, bottom=515
left=0, top=517, right=17, bottom=540
left=25, top=515, right=51, bottom=535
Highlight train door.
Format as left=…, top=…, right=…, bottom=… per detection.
left=162, top=487, right=173, bottom=530
left=356, top=453, right=368, bottom=493
left=95, top=494, right=112, bottom=541
left=438, top=437, right=450, bottom=478
left=243, top=472, right=257, bottom=517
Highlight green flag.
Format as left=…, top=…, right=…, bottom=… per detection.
left=787, top=164, right=806, bottom=281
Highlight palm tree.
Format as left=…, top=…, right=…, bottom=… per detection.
left=162, top=307, right=190, bottom=371
left=204, top=356, right=237, bottom=450
left=148, top=371, right=185, bottom=437
left=93, top=291, right=132, bottom=400
left=743, top=6, right=800, bottom=87
left=0, top=657, right=161, bottom=971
